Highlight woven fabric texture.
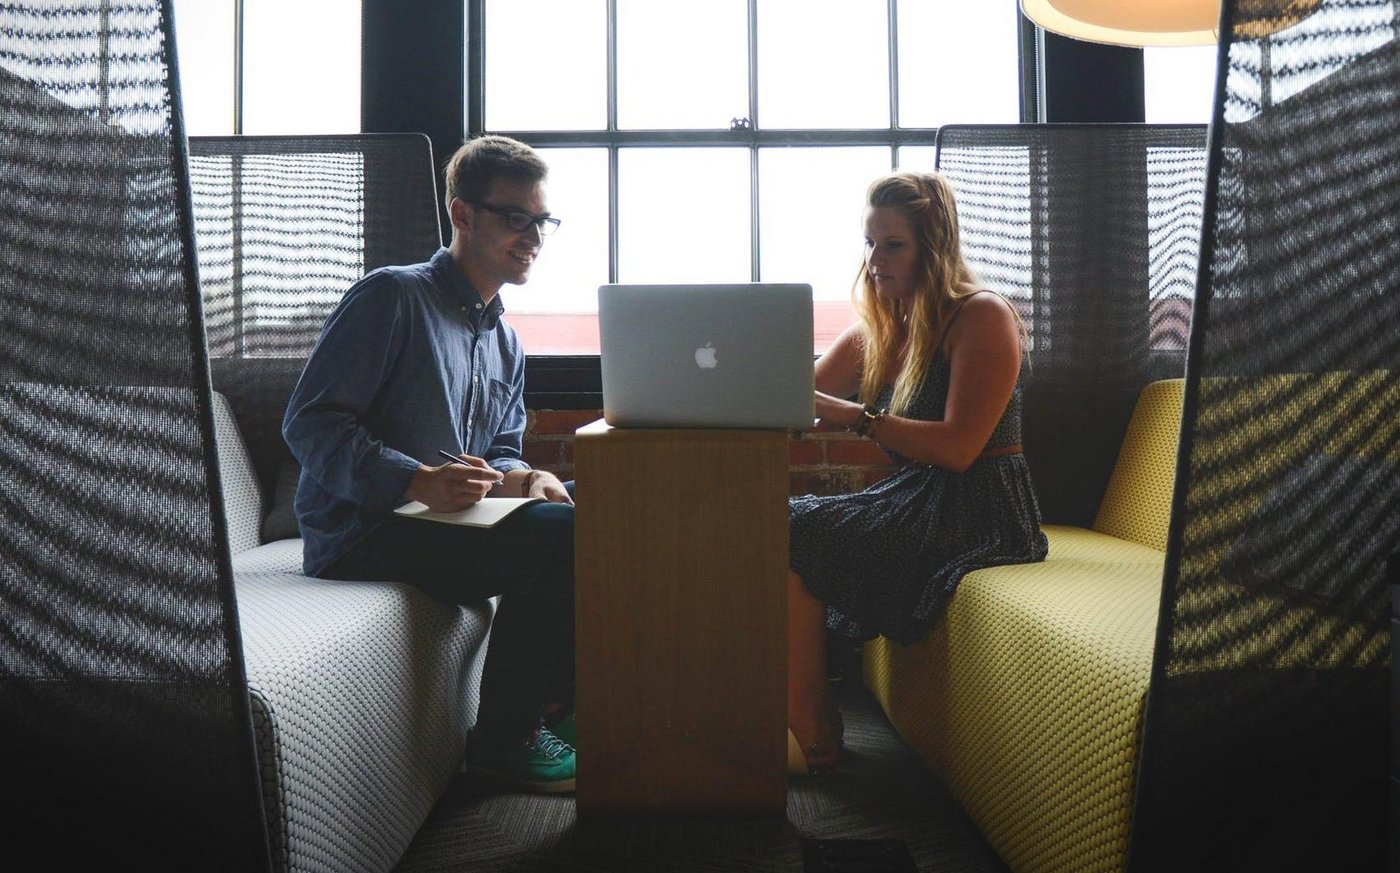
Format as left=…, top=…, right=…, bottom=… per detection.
left=234, top=545, right=494, bottom=873
left=191, top=135, right=488, bottom=871
left=865, top=377, right=1180, bottom=873
left=866, top=532, right=1162, bottom=873
left=213, top=392, right=266, bottom=555
left=934, top=124, right=1207, bottom=527
left=864, top=532, right=1161, bottom=873
left=1130, top=1, right=1399, bottom=867
left=0, top=2, right=269, bottom=864
left=1092, top=379, right=1184, bottom=551
left=1167, top=372, right=1398, bottom=669
left=189, top=135, right=442, bottom=363
left=189, top=135, right=443, bottom=503
left=215, top=394, right=494, bottom=873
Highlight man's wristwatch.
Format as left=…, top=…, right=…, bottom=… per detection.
left=522, top=469, right=541, bottom=496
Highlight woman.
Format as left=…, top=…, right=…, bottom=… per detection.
left=787, top=171, right=1048, bottom=774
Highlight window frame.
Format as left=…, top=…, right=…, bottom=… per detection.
left=469, top=0, right=977, bottom=286
left=183, top=3, right=1153, bottom=405
left=467, top=0, right=1031, bottom=406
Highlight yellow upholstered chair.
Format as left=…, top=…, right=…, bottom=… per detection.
left=864, top=378, right=1184, bottom=873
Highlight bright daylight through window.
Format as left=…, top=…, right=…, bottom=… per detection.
left=1144, top=44, right=1217, bottom=124
left=172, top=0, right=360, bottom=136
left=485, top=0, right=1021, bottom=354
left=170, top=0, right=1019, bottom=356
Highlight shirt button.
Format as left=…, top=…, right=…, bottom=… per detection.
left=475, top=302, right=482, bottom=310
left=459, top=305, right=466, bottom=311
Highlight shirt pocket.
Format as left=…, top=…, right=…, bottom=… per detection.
left=479, top=377, right=520, bottom=446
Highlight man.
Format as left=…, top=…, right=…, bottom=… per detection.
left=283, top=135, right=577, bottom=792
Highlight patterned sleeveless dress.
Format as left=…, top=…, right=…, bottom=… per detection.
left=789, top=326, right=1049, bottom=645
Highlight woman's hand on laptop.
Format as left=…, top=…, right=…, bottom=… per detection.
left=406, top=455, right=503, bottom=511
left=814, top=391, right=862, bottom=430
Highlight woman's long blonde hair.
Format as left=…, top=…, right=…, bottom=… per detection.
left=855, top=171, right=980, bottom=415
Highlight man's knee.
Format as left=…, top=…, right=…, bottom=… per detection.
left=500, top=501, right=574, bottom=588
left=516, top=501, right=573, bottom=548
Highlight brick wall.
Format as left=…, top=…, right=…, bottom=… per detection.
left=525, top=409, right=898, bottom=497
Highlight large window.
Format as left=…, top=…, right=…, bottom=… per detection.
left=1144, top=44, right=1217, bottom=124
left=479, top=0, right=1023, bottom=354
left=172, top=0, right=360, bottom=136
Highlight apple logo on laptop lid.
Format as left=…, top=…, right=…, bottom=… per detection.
left=694, top=342, right=718, bottom=369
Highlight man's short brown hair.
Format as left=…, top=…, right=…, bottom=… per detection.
left=444, top=135, right=549, bottom=207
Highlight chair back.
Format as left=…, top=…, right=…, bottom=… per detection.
left=935, top=124, right=1208, bottom=526
left=188, top=134, right=443, bottom=495
left=1092, top=379, right=1185, bottom=552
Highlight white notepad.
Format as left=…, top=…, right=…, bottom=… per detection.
left=393, top=498, right=543, bottom=529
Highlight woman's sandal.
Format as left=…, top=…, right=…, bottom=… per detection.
left=787, top=726, right=841, bottom=775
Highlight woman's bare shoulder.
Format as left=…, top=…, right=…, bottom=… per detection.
left=957, top=289, right=1013, bottom=327
left=946, top=290, right=1019, bottom=348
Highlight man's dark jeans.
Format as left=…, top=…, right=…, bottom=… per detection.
left=324, top=483, right=575, bottom=747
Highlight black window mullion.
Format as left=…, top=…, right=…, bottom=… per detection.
left=501, top=129, right=940, bottom=147
left=748, top=0, right=760, bottom=281
left=606, top=0, right=619, bottom=283
left=606, top=0, right=618, bottom=131
left=233, top=0, right=244, bottom=134
left=750, top=145, right=760, bottom=281
left=468, top=0, right=485, bottom=133
left=747, top=0, right=759, bottom=129
left=888, top=0, right=899, bottom=137
left=464, top=0, right=1023, bottom=381
left=608, top=145, right=619, bottom=283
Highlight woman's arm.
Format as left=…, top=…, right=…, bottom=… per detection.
left=814, top=322, right=865, bottom=399
left=817, top=294, right=1022, bottom=473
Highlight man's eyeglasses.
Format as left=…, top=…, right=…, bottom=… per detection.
left=468, top=201, right=561, bottom=236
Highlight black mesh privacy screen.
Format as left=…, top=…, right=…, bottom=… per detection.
left=0, top=2, right=270, bottom=866
left=1129, top=1, right=1398, bottom=869
left=935, top=124, right=1209, bottom=526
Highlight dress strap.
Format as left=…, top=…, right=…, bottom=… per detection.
left=935, top=290, right=990, bottom=353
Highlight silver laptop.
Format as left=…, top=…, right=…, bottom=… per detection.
left=598, top=283, right=815, bottom=428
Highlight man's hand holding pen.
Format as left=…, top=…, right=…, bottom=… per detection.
left=406, top=452, right=503, bottom=511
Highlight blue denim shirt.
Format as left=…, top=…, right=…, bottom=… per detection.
left=283, top=247, right=530, bottom=576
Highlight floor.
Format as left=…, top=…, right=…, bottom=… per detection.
left=394, top=666, right=1009, bottom=873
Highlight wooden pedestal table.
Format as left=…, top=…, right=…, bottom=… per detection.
left=573, top=420, right=789, bottom=816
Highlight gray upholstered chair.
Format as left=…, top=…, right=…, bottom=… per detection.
left=191, top=135, right=497, bottom=873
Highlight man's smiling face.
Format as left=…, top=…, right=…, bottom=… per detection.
left=457, top=176, right=549, bottom=299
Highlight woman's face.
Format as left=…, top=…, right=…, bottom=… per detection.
left=863, top=206, right=919, bottom=302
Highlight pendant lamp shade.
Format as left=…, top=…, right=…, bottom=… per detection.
left=1019, top=0, right=1323, bottom=46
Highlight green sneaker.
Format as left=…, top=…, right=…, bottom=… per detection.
left=547, top=712, right=576, bottom=747
left=469, top=727, right=575, bottom=794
